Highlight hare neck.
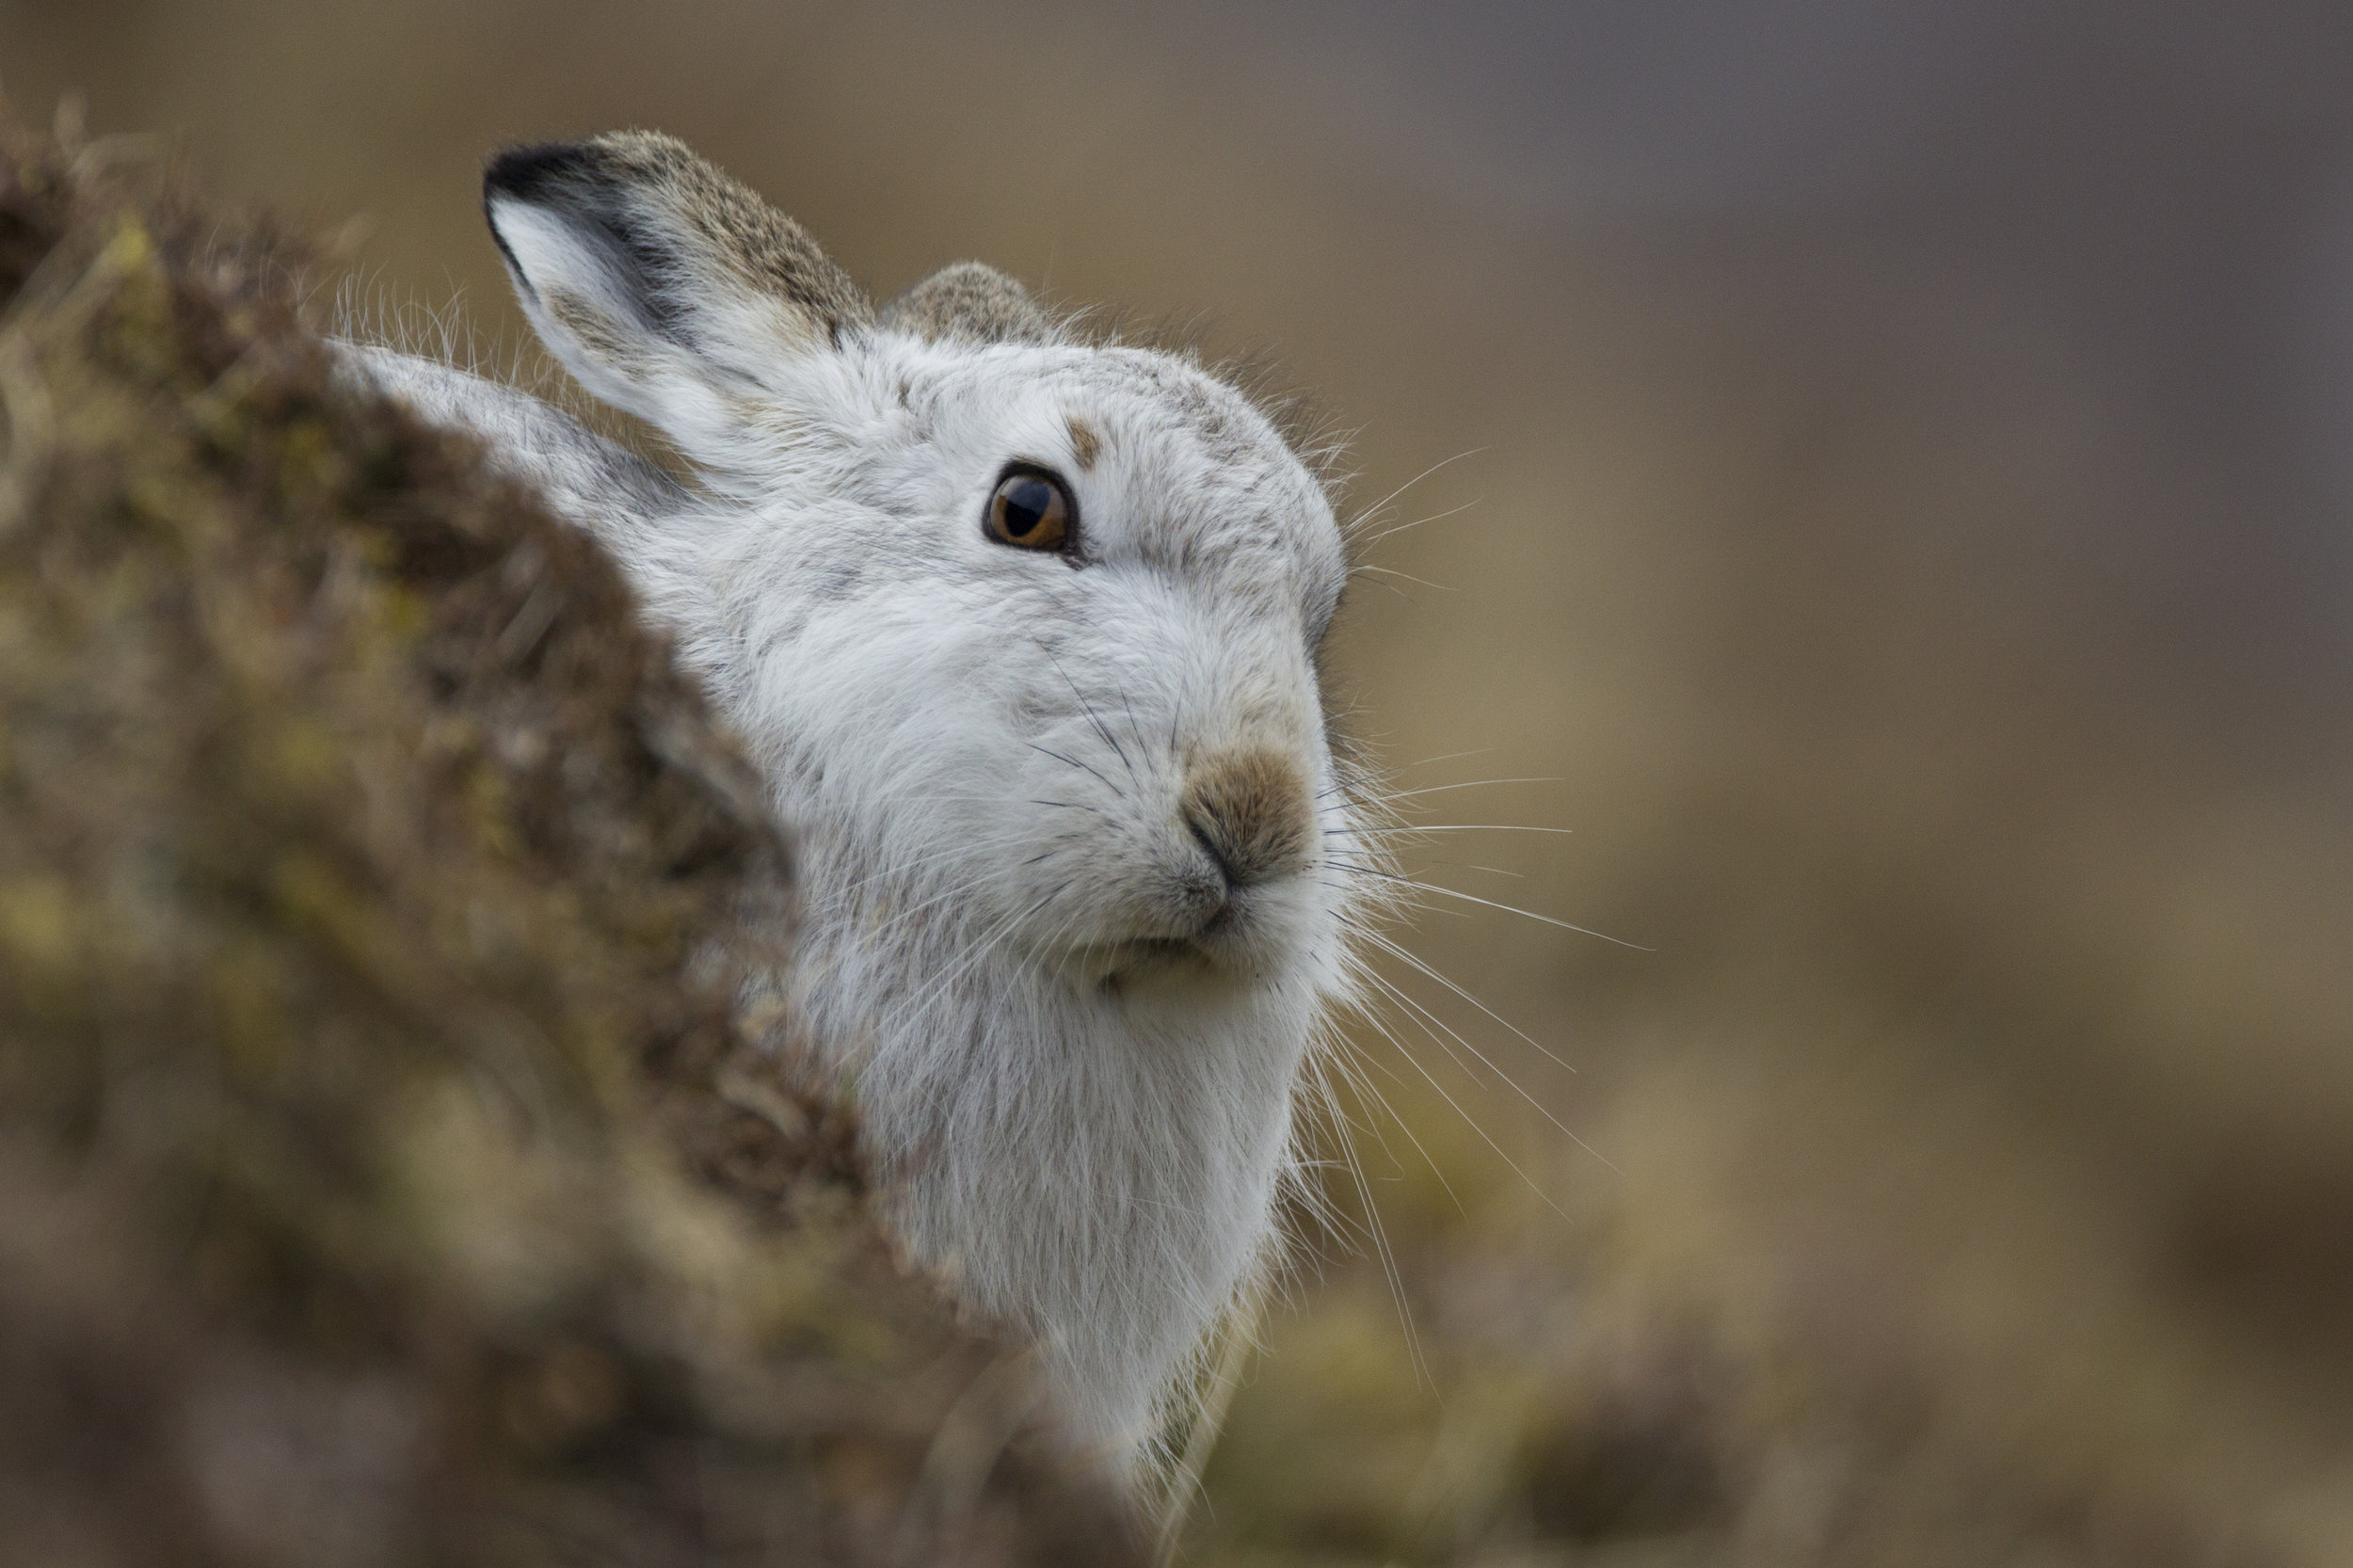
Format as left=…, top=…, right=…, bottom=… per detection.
left=785, top=910, right=1313, bottom=1457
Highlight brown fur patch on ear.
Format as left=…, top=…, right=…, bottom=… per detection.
left=879, top=262, right=1055, bottom=345
left=580, top=131, right=873, bottom=338
left=1066, top=416, right=1102, bottom=472
left=1181, top=750, right=1312, bottom=887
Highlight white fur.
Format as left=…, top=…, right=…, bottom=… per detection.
left=339, top=150, right=1375, bottom=1463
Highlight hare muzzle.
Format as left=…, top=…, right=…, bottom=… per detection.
left=1182, top=749, right=1313, bottom=891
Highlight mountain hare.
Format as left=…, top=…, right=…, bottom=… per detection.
left=344, top=132, right=1374, bottom=1463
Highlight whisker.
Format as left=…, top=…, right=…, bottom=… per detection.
left=1357, top=872, right=1649, bottom=951
left=1347, top=824, right=1577, bottom=836
left=1349, top=563, right=1456, bottom=592
left=1353, top=970, right=1569, bottom=1214
left=1359, top=966, right=1488, bottom=1086
left=1028, top=741, right=1123, bottom=795
left=1359, top=929, right=1576, bottom=1076
left=1325, top=853, right=1523, bottom=883
left=1359, top=495, right=1481, bottom=548
left=1397, top=747, right=1495, bottom=775
left=888, top=883, right=1064, bottom=1026
left=1385, top=777, right=1561, bottom=803
left=1345, top=447, right=1487, bottom=536
left=1361, top=964, right=1616, bottom=1176
left=1113, top=680, right=1155, bottom=778
left=831, top=826, right=1047, bottom=896
left=1303, top=1052, right=1428, bottom=1388
left=1040, top=643, right=1140, bottom=787
left=1326, top=1038, right=1467, bottom=1222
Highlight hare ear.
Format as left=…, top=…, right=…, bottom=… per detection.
left=879, top=261, right=1055, bottom=345
left=484, top=133, right=872, bottom=447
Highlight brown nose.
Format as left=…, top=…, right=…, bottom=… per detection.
left=1180, top=750, right=1313, bottom=888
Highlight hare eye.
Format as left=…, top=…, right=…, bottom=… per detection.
left=984, top=467, right=1074, bottom=552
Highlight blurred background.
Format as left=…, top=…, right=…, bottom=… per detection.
left=7, top=2, right=2350, bottom=1561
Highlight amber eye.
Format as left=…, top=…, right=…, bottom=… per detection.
left=984, top=467, right=1075, bottom=552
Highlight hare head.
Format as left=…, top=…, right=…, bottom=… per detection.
left=480, top=133, right=1374, bottom=1460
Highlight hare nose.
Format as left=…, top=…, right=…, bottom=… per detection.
left=1181, top=750, right=1313, bottom=889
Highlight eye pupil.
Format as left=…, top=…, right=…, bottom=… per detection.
left=985, top=468, right=1075, bottom=552
left=1003, top=479, right=1049, bottom=536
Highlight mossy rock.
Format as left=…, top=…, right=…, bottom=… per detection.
left=0, top=116, right=1136, bottom=1566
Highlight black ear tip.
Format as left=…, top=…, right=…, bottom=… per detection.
left=483, top=140, right=600, bottom=205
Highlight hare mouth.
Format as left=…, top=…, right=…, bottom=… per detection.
left=1084, top=926, right=1303, bottom=992
left=1082, top=936, right=1213, bottom=991
left=1076, top=905, right=1287, bottom=993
